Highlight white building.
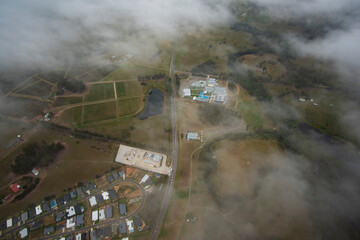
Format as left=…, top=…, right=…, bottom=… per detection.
left=35, top=205, right=42, bottom=215
left=99, top=209, right=105, bottom=220
left=76, top=233, right=82, bottom=240
left=6, top=218, right=12, bottom=228
left=102, top=191, right=109, bottom=201
left=187, top=132, right=199, bottom=141
left=19, top=228, right=28, bottom=238
left=66, top=206, right=76, bottom=217
left=89, top=196, right=97, bottom=207
left=92, top=210, right=99, bottom=221
left=126, top=219, right=134, bottom=233
left=140, top=174, right=150, bottom=184
left=66, top=217, right=75, bottom=228
left=183, top=88, right=191, bottom=97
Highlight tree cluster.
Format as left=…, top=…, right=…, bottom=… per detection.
left=137, top=73, right=166, bottom=81
left=56, top=79, right=85, bottom=95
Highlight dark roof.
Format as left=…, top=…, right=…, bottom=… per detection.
left=13, top=216, right=20, bottom=225
left=96, top=227, right=104, bottom=238
left=112, top=171, right=119, bottom=179
left=56, top=197, right=64, bottom=206
left=75, top=204, right=84, bottom=215
left=0, top=222, right=5, bottom=231
left=90, top=230, right=97, bottom=240
left=44, top=226, right=54, bottom=235
left=95, top=194, right=103, bottom=203
left=76, top=214, right=84, bottom=227
left=55, top=211, right=65, bottom=221
left=42, top=201, right=50, bottom=212
left=119, top=222, right=127, bottom=234
left=105, top=205, right=112, bottom=218
left=21, top=212, right=28, bottom=223
left=134, top=216, right=142, bottom=227
left=88, top=181, right=96, bottom=191
left=76, top=187, right=83, bottom=197
left=28, top=208, right=36, bottom=219
left=66, top=235, right=74, bottom=240
left=81, top=232, right=87, bottom=240
left=30, top=220, right=43, bottom=230
left=56, top=224, right=65, bottom=231
left=145, top=178, right=153, bottom=186
left=63, top=193, right=70, bottom=202
left=82, top=185, right=89, bottom=193
left=119, top=204, right=127, bottom=215
left=106, top=175, right=114, bottom=183
left=104, top=226, right=111, bottom=237
left=70, top=191, right=77, bottom=199
left=108, top=188, right=117, bottom=200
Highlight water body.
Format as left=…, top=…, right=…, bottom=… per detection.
left=137, top=88, right=164, bottom=120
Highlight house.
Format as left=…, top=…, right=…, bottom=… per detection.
left=89, top=196, right=97, bottom=207
left=30, top=220, right=43, bottom=231
left=112, top=171, right=119, bottom=180
left=134, top=216, right=143, bottom=231
left=96, top=194, right=104, bottom=204
left=186, top=132, right=199, bottom=141
left=90, top=230, right=97, bottom=240
left=119, top=204, right=127, bottom=215
left=105, top=205, right=112, bottom=219
left=119, top=171, right=125, bottom=179
left=104, top=226, right=111, bottom=238
left=55, top=211, right=65, bottom=222
left=108, top=188, right=117, bottom=200
left=6, top=218, right=12, bottom=228
left=119, top=222, right=127, bottom=234
left=126, top=219, right=134, bottom=233
left=66, top=206, right=76, bottom=217
left=82, top=185, right=90, bottom=195
left=99, top=209, right=105, bottom=220
left=76, top=233, right=82, bottom=240
left=19, top=227, right=28, bottom=239
left=44, top=226, right=54, bottom=235
left=31, top=168, right=39, bottom=176
left=50, top=199, right=57, bottom=209
left=76, top=187, right=84, bottom=197
left=70, top=191, right=77, bottom=199
left=66, top=234, right=74, bottom=240
left=10, top=183, right=20, bottom=193
left=183, top=88, right=191, bottom=97
left=63, top=193, right=70, bottom=204
left=35, top=205, right=42, bottom=215
left=75, top=204, right=84, bottom=215
left=81, top=232, right=87, bottom=240
left=140, top=174, right=149, bottom=184
left=96, top=228, right=104, bottom=238
left=92, top=210, right=98, bottom=221
left=21, top=212, right=28, bottom=223
left=106, top=174, right=114, bottom=183
left=88, top=181, right=97, bottom=191
left=66, top=217, right=75, bottom=228
left=76, top=214, right=84, bottom=227
left=42, top=201, right=50, bottom=212
left=102, top=191, right=109, bottom=201
left=28, top=208, right=36, bottom=219
left=13, top=216, right=20, bottom=225
left=0, top=222, right=5, bottom=231
left=56, top=197, right=64, bottom=206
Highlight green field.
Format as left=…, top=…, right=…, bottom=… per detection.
left=116, top=82, right=126, bottom=97
left=84, top=83, right=115, bottom=102
left=83, top=101, right=117, bottom=123
left=118, top=97, right=142, bottom=116
left=106, top=62, right=166, bottom=80
left=53, top=96, right=83, bottom=106
left=60, top=106, right=82, bottom=126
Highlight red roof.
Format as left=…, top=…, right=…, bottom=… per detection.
left=10, top=184, right=20, bottom=193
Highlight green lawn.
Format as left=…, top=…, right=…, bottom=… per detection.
left=83, top=101, right=117, bottom=123
left=53, top=96, right=83, bottom=107
left=84, top=83, right=115, bottom=102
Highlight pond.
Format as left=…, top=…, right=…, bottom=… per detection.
left=137, top=88, right=164, bottom=120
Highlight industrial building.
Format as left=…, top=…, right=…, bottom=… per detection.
left=183, top=88, right=191, bottom=97
left=186, top=132, right=200, bottom=141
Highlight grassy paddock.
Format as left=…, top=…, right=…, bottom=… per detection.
left=84, top=83, right=115, bottom=102
left=118, top=98, right=142, bottom=117
left=83, top=101, right=117, bottom=123
left=53, top=96, right=83, bottom=107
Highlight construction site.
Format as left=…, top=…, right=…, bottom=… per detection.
left=115, top=145, right=171, bottom=175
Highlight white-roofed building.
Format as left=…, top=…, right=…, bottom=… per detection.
left=35, top=205, right=42, bottom=215
left=99, top=209, right=105, bottom=220
left=183, top=88, right=191, bottom=97
left=102, top=191, right=109, bottom=201
left=6, top=218, right=13, bottom=228
left=187, top=132, right=199, bottom=141
left=92, top=210, right=98, bottom=221
left=66, top=206, right=76, bottom=217
left=76, top=233, right=82, bottom=240
left=207, top=78, right=218, bottom=86
left=19, top=228, right=28, bottom=238
left=140, top=174, right=150, bottom=184
left=89, top=196, right=97, bottom=207
left=126, top=219, right=134, bottom=233
left=66, top=217, right=75, bottom=228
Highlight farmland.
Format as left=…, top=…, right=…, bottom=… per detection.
left=84, top=83, right=115, bottom=102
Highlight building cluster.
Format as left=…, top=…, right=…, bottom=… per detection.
left=183, top=76, right=228, bottom=104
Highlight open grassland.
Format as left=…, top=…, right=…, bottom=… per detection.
left=105, top=61, right=167, bottom=80
left=116, top=81, right=143, bottom=98
left=235, top=86, right=271, bottom=130
left=84, top=83, right=115, bottom=102
left=118, top=98, right=142, bottom=116
left=53, top=96, right=83, bottom=107
left=241, top=54, right=286, bottom=80
left=59, top=106, right=82, bottom=126
left=83, top=101, right=117, bottom=124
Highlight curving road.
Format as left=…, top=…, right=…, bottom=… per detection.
left=150, top=42, right=178, bottom=240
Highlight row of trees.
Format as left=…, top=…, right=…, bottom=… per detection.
left=137, top=73, right=167, bottom=81
left=56, top=79, right=86, bottom=95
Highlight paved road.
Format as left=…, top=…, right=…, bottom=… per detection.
left=2, top=179, right=145, bottom=240
left=150, top=42, right=178, bottom=240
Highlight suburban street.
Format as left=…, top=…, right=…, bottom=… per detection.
left=150, top=42, right=178, bottom=240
